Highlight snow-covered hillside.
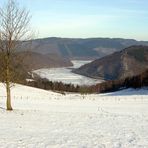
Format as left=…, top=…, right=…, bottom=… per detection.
left=0, top=84, right=148, bottom=147
left=33, top=60, right=103, bottom=86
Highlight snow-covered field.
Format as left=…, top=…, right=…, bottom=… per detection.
left=0, top=84, right=148, bottom=147
left=33, top=60, right=103, bottom=86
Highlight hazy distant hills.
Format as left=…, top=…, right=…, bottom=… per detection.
left=73, top=45, right=148, bottom=80
left=22, top=37, right=148, bottom=60
left=16, top=51, right=73, bottom=70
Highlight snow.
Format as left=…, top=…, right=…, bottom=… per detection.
left=33, top=60, right=103, bottom=86
left=0, top=84, right=148, bottom=147
left=26, top=79, right=34, bottom=82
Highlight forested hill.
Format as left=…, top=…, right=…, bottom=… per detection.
left=73, top=45, right=148, bottom=80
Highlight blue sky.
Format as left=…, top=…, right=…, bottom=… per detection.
left=1, top=0, right=148, bottom=40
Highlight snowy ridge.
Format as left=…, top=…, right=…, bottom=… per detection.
left=0, top=84, right=148, bottom=147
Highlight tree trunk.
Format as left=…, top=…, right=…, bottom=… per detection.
left=6, top=81, right=12, bottom=111
left=6, top=57, right=13, bottom=111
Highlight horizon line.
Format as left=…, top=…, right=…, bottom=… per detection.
left=31, top=36, right=148, bottom=42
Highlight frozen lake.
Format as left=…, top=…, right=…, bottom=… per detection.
left=33, top=60, right=103, bottom=86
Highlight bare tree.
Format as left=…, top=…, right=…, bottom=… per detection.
left=0, top=0, right=31, bottom=110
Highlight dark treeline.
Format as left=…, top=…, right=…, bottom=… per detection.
left=97, top=69, right=148, bottom=93
left=26, top=69, right=148, bottom=94
left=28, top=78, right=81, bottom=93
left=26, top=73, right=99, bottom=94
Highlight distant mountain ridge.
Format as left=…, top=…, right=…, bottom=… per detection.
left=73, top=45, right=148, bottom=80
left=22, top=37, right=148, bottom=60
left=17, top=51, right=73, bottom=70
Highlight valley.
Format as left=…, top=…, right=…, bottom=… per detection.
left=33, top=60, right=104, bottom=86
left=0, top=0, right=148, bottom=147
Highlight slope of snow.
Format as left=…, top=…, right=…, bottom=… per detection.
left=33, top=60, right=103, bottom=86
left=0, top=84, right=148, bottom=147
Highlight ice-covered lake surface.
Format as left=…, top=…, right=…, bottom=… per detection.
left=33, top=60, right=103, bottom=86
